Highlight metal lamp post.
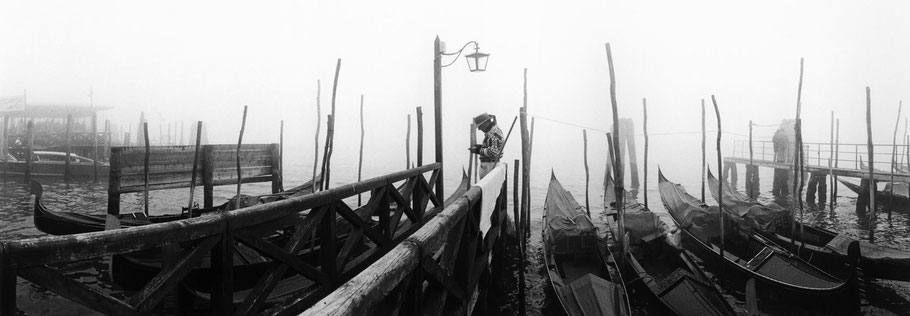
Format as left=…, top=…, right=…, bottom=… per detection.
left=433, top=36, right=490, bottom=199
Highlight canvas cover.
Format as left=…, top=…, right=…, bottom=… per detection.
left=558, top=273, right=621, bottom=316
left=707, top=170, right=789, bottom=233
left=546, top=175, right=598, bottom=254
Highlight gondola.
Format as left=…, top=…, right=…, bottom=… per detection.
left=838, top=178, right=910, bottom=208
left=708, top=171, right=910, bottom=281
left=605, top=175, right=735, bottom=315
left=30, top=175, right=321, bottom=235
left=113, top=172, right=472, bottom=293
left=543, top=173, right=631, bottom=316
left=659, top=169, right=858, bottom=314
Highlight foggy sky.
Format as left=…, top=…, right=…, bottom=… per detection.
left=1, top=0, right=908, bottom=185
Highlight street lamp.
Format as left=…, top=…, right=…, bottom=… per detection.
left=433, top=36, right=489, bottom=199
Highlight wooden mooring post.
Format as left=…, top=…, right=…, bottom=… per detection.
left=829, top=112, right=835, bottom=211
left=279, top=120, right=284, bottom=192
left=468, top=123, right=476, bottom=185
left=701, top=99, right=706, bottom=201
left=834, top=118, right=840, bottom=205
left=64, top=115, right=73, bottom=183
left=187, top=121, right=203, bottom=216
left=583, top=129, right=591, bottom=215
left=25, top=120, right=33, bottom=184
left=643, top=98, right=649, bottom=208
left=416, top=106, right=423, bottom=166
left=519, top=68, right=531, bottom=238
left=358, top=95, right=365, bottom=206
left=92, top=113, right=98, bottom=182
left=235, top=106, right=248, bottom=210
left=1, top=116, right=8, bottom=181
left=712, top=95, right=725, bottom=260
left=406, top=113, right=411, bottom=170
left=889, top=101, right=902, bottom=219
left=514, top=159, right=527, bottom=316
left=143, top=122, right=150, bottom=216
left=866, top=87, right=876, bottom=242
left=605, top=43, right=625, bottom=268
left=313, top=80, right=321, bottom=193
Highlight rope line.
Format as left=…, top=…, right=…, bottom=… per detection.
left=527, top=113, right=772, bottom=139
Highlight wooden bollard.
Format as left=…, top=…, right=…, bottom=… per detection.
left=324, top=58, right=342, bottom=191
left=790, top=58, right=806, bottom=250
left=748, top=120, right=754, bottom=199
left=513, top=159, right=526, bottom=316
left=834, top=119, right=840, bottom=205
left=624, top=118, right=640, bottom=190
left=829, top=112, right=835, bottom=211
left=605, top=42, right=626, bottom=268
left=1, top=116, right=8, bottom=181
left=313, top=80, right=322, bottom=193
left=279, top=120, right=284, bottom=192
left=64, top=115, right=72, bottom=183
left=519, top=67, right=532, bottom=238
left=889, top=101, right=902, bottom=220
left=187, top=121, right=203, bottom=217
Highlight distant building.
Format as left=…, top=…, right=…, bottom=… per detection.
left=0, top=95, right=113, bottom=161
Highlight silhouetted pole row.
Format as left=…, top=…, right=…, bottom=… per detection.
left=313, top=80, right=321, bottom=193
left=866, top=87, right=876, bottom=243
left=643, top=98, right=650, bottom=209
left=187, top=121, right=203, bottom=217
left=711, top=95, right=725, bottom=260
left=605, top=43, right=625, bottom=268
left=889, top=101, right=902, bottom=219
left=235, top=106, right=248, bottom=210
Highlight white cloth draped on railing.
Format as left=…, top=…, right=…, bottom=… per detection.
left=475, top=163, right=506, bottom=235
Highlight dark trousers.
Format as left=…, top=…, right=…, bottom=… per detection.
left=773, top=168, right=789, bottom=198
left=807, top=172, right=827, bottom=207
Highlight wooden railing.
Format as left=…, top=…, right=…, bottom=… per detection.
left=303, top=166, right=508, bottom=315
left=0, top=163, right=445, bottom=315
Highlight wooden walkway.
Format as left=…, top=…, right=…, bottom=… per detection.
left=724, top=157, right=910, bottom=183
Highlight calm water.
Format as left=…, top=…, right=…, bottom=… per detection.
left=3, top=158, right=910, bottom=315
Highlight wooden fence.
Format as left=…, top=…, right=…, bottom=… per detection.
left=107, top=144, right=281, bottom=215
left=0, top=163, right=448, bottom=315
left=303, top=165, right=509, bottom=315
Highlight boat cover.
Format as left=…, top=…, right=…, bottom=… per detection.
left=546, top=174, right=597, bottom=254
left=707, top=170, right=789, bottom=233
left=557, top=273, right=621, bottom=316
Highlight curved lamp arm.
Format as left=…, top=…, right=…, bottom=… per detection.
left=439, top=41, right=480, bottom=68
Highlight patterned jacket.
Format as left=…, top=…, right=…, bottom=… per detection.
left=479, top=125, right=504, bottom=162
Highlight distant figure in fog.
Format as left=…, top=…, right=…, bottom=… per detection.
left=470, top=113, right=503, bottom=178
left=772, top=127, right=790, bottom=199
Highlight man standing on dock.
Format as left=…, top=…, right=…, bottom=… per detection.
left=470, top=113, right=503, bottom=178
left=772, top=125, right=790, bottom=199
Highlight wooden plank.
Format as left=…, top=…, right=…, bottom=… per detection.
left=724, top=157, right=910, bottom=182
left=233, top=232, right=330, bottom=285
left=19, top=266, right=143, bottom=316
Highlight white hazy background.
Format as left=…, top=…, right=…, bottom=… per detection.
left=2, top=0, right=908, bottom=192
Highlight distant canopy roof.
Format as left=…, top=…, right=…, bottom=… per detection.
left=0, top=96, right=112, bottom=118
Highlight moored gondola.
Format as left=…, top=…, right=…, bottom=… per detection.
left=543, top=173, right=631, bottom=316
left=659, top=169, right=859, bottom=314
left=708, top=171, right=910, bottom=281
left=606, top=175, right=735, bottom=316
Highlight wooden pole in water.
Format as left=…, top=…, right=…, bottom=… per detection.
left=889, top=101, right=902, bottom=220
left=143, top=122, right=150, bottom=216
left=187, top=121, right=203, bottom=217
left=711, top=95, right=725, bottom=260
left=643, top=98, right=649, bottom=209
left=416, top=106, right=423, bottom=166
left=64, top=115, right=72, bottom=183
left=406, top=113, right=411, bottom=170
left=313, top=80, right=321, bottom=193
left=526, top=116, right=535, bottom=235
left=1, top=116, right=8, bottom=181
left=701, top=99, right=706, bottom=201
left=25, top=120, right=33, bottom=183
left=866, top=87, right=876, bottom=242
left=235, top=106, right=248, bottom=210
left=181, top=121, right=184, bottom=145
left=92, top=112, right=98, bottom=182
left=513, top=159, right=526, bottom=316
left=105, top=120, right=111, bottom=161
left=279, top=120, right=284, bottom=191
left=520, top=68, right=532, bottom=238
left=583, top=129, right=591, bottom=216
left=321, top=59, right=342, bottom=191
left=433, top=37, right=445, bottom=200
left=473, top=122, right=479, bottom=182
left=468, top=123, right=475, bottom=185
left=829, top=112, right=835, bottom=212
left=749, top=120, right=754, bottom=199
left=790, top=58, right=805, bottom=250
left=321, top=115, right=334, bottom=191
left=834, top=119, right=840, bottom=204
left=358, top=96, right=365, bottom=206
left=605, top=43, right=626, bottom=268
